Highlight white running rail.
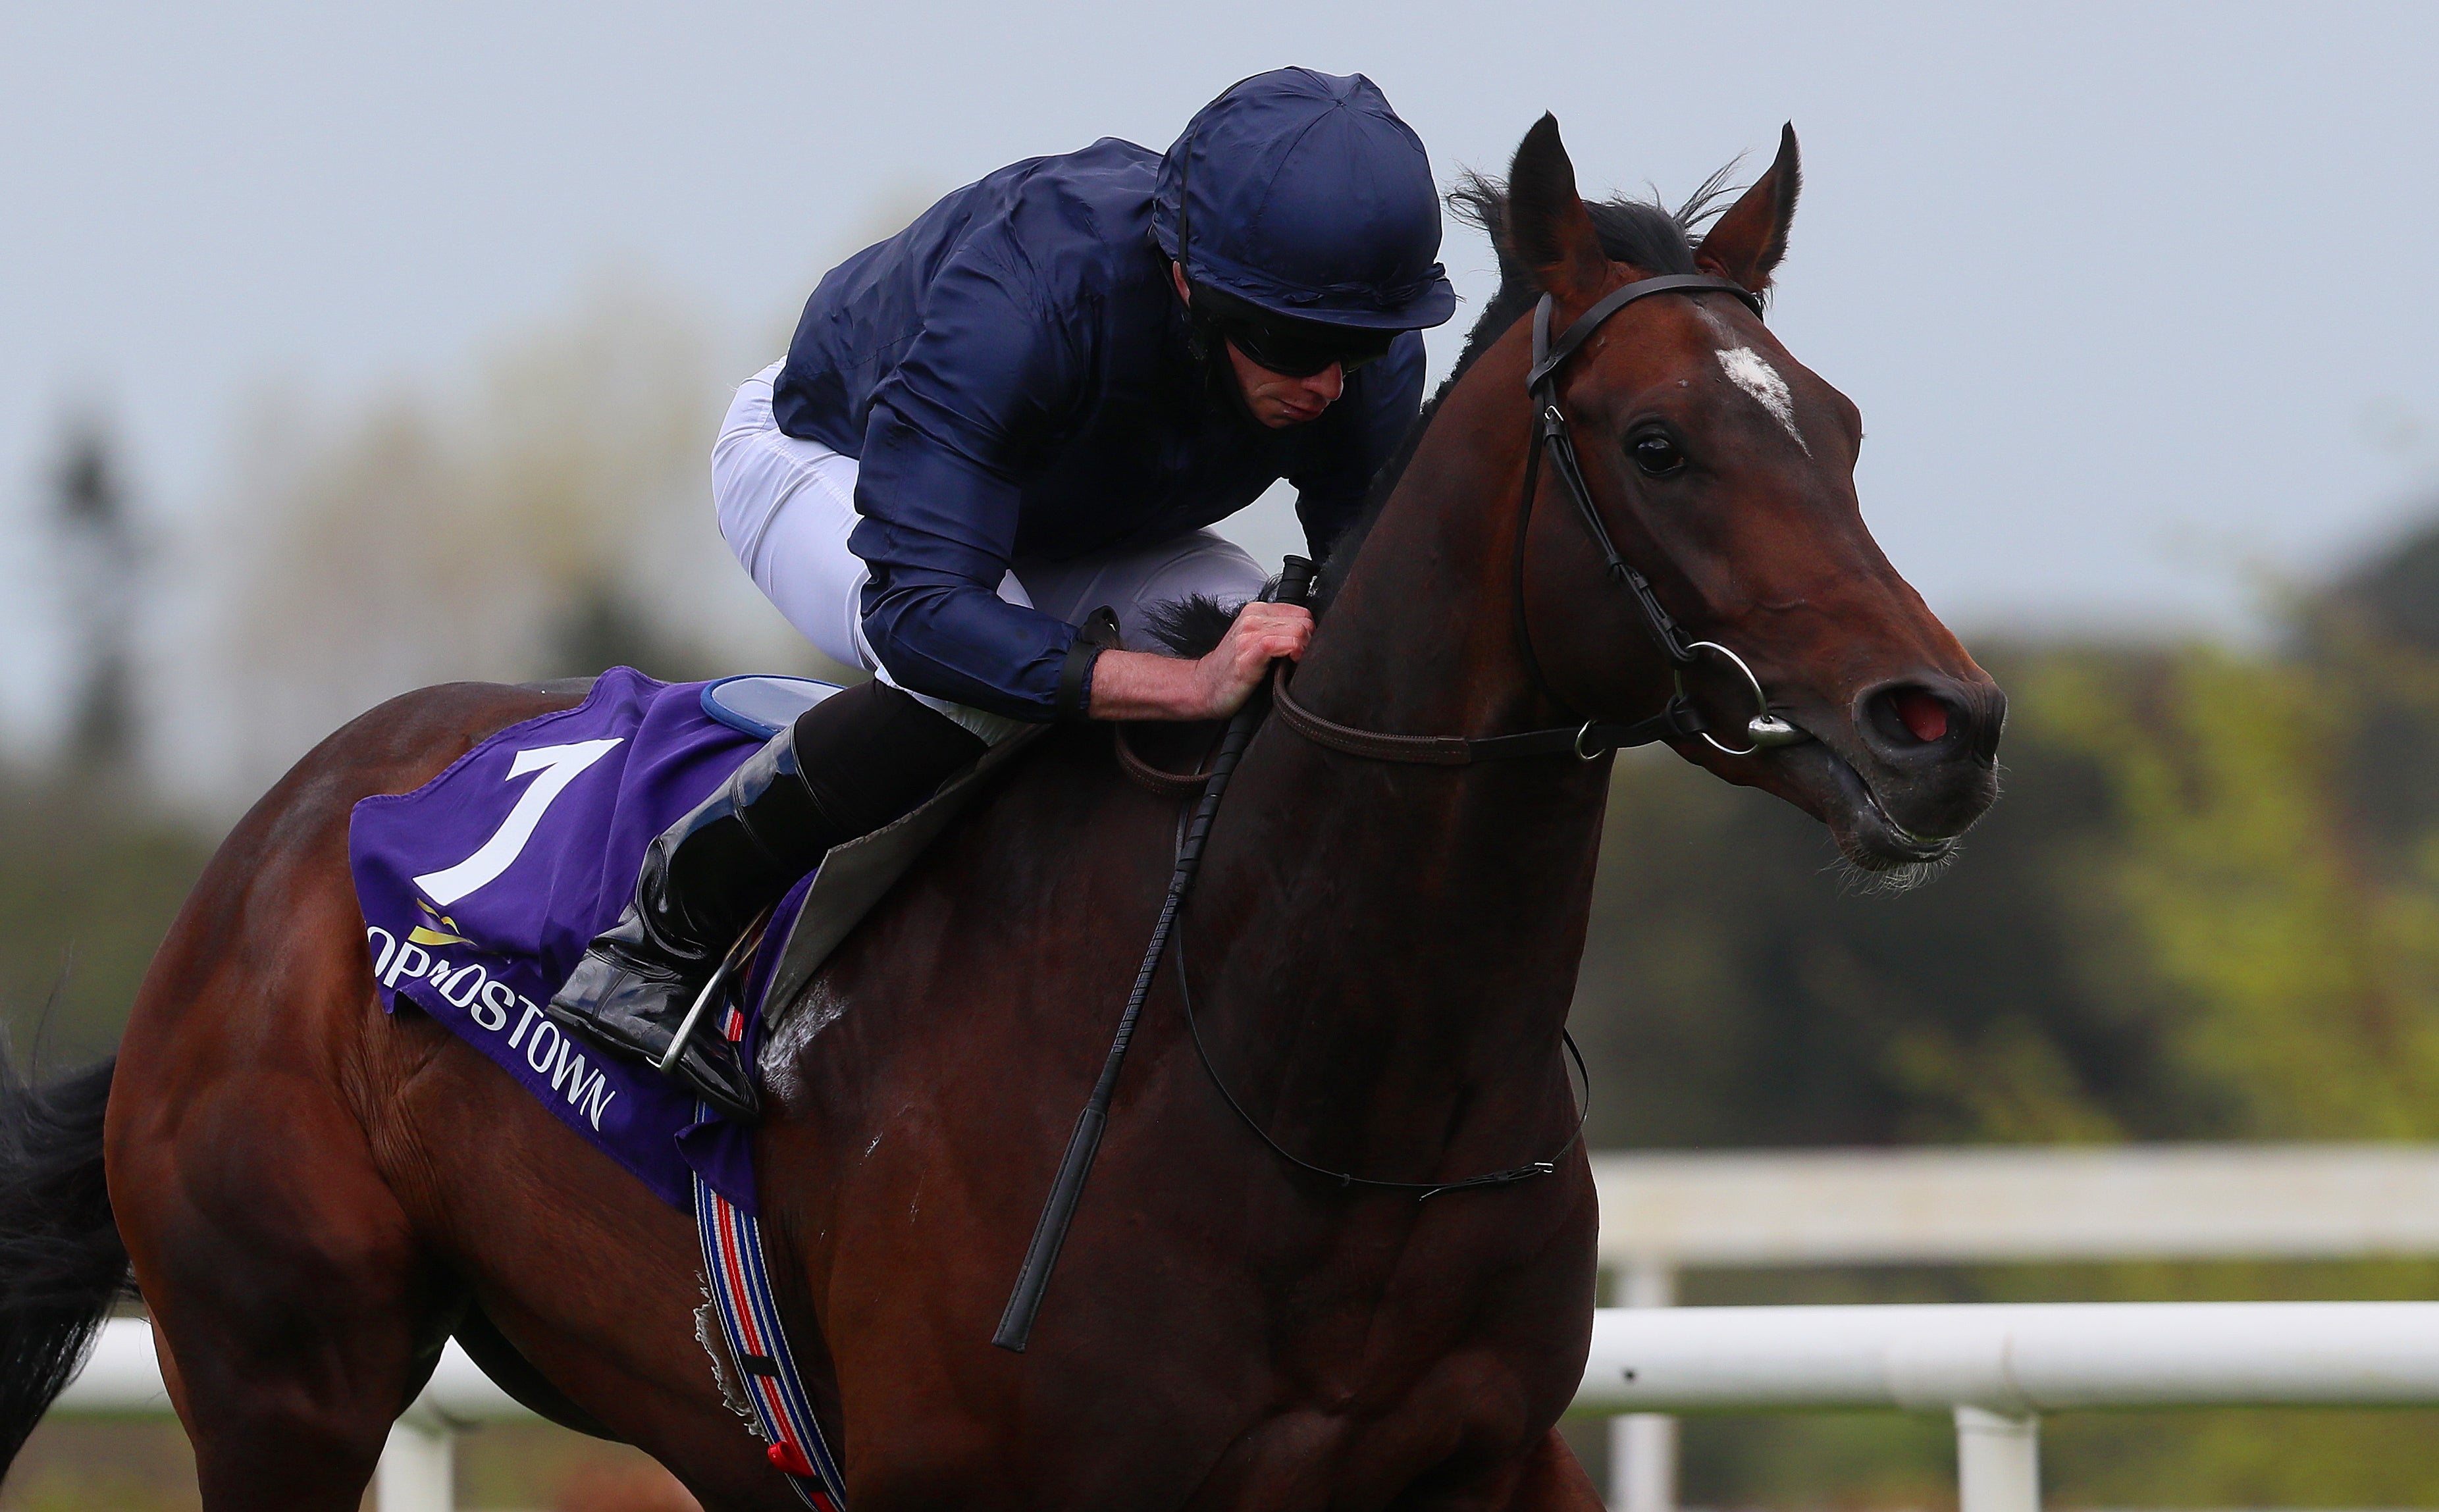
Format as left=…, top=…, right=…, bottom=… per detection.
left=51, top=1300, right=2439, bottom=1512
left=1572, top=1301, right=2439, bottom=1512
left=1591, top=1144, right=2439, bottom=1269
left=1591, top=1143, right=2439, bottom=1512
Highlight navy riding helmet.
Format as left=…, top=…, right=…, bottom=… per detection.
left=1153, top=69, right=1458, bottom=371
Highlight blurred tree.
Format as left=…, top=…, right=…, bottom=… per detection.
left=0, top=766, right=210, bottom=1064
left=1572, top=644, right=2195, bottom=1153
left=0, top=417, right=204, bottom=1068
left=546, top=580, right=719, bottom=685
left=2025, top=642, right=2439, bottom=1139
left=50, top=418, right=140, bottom=776
left=1567, top=569, right=2439, bottom=1503
left=199, top=274, right=815, bottom=804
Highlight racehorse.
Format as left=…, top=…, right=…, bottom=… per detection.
left=0, top=115, right=2001, bottom=1510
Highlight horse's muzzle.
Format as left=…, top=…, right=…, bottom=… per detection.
left=1843, top=673, right=2008, bottom=846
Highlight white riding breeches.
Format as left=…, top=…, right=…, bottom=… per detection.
left=714, top=361, right=1269, bottom=743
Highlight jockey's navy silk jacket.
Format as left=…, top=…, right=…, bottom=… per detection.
left=772, top=136, right=1427, bottom=719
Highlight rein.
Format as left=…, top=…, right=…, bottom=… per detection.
left=996, top=560, right=1321, bottom=1353
left=1272, top=663, right=1694, bottom=764
left=1172, top=908, right=1590, bottom=1199
left=1117, top=671, right=1694, bottom=785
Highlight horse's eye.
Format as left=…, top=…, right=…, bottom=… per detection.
left=1629, top=432, right=1685, bottom=477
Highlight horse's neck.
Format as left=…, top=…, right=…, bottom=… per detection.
left=1188, top=344, right=1612, bottom=1166
left=1293, top=386, right=1553, bottom=748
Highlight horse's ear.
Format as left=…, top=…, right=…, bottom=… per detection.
left=1504, top=115, right=1611, bottom=305
left=1696, top=123, right=1802, bottom=294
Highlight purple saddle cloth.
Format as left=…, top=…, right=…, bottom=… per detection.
left=348, top=667, right=834, bottom=1213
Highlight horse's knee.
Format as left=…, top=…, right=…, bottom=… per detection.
left=186, top=1394, right=397, bottom=1511
left=163, top=1313, right=439, bottom=1511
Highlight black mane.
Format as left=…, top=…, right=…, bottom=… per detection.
left=1311, top=165, right=1739, bottom=608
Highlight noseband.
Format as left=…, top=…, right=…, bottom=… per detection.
left=1274, top=271, right=1811, bottom=764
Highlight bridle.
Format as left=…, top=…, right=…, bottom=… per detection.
left=1274, top=271, right=1812, bottom=764
left=1000, top=271, right=1810, bottom=1351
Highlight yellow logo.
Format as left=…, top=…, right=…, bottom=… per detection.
left=407, top=899, right=473, bottom=949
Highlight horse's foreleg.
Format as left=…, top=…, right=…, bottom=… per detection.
left=115, top=1047, right=458, bottom=1511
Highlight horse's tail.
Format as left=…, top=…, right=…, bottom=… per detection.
left=0, top=1051, right=130, bottom=1466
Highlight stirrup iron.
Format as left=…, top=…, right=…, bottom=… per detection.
left=657, top=910, right=770, bottom=1075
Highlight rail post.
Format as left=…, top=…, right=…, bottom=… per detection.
left=1605, top=1257, right=1676, bottom=1512
left=1953, top=1406, right=2038, bottom=1512
left=377, top=1402, right=455, bottom=1512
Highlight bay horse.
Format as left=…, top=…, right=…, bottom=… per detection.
left=0, top=115, right=2000, bottom=1509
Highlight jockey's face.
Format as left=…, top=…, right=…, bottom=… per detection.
left=1171, top=261, right=1346, bottom=429
left=1224, top=341, right=1344, bottom=429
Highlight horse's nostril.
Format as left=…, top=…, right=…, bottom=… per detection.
left=1891, top=690, right=1949, bottom=744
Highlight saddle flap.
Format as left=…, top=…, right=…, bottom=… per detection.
left=759, top=724, right=1053, bottom=1025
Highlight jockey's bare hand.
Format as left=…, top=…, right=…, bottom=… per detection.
left=1087, top=600, right=1315, bottom=721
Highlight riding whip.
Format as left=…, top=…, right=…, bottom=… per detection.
left=992, top=554, right=1316, bottom=1353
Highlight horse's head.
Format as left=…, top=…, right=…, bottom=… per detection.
left=1498, top=115, right=2003, bottom=877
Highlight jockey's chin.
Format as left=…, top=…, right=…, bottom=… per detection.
left=1226, top=342, right=1344, bottom=429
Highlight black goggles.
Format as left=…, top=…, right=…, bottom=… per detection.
left=1191, top=284, right=1400, bottom=378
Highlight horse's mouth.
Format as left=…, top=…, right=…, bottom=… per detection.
left=1697, top=696, right=1995, bottom=875
left=1821, top=743, right=1962, bottom=870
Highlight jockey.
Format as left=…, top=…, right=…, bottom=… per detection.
left=546, top=68, right=1457, bottom=1120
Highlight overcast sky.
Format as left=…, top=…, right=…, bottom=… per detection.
left=9, top=0, right=2439, bottom=744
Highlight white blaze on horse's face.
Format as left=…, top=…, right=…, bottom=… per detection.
left=1715, top=348, right=1808, bottom=454
left=1694, top=304, right=1808, bottom=454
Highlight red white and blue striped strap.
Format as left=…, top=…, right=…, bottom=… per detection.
left=693, top=1002, right=849, bottom=1510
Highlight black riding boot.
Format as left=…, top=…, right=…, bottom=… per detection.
left=546, top=681, right=987, bottom=1122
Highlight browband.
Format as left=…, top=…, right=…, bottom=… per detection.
left=1525, top=273, right=1764, bottom=390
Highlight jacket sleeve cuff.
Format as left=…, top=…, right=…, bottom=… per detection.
left=1055, top=607, right=1121, bottom=721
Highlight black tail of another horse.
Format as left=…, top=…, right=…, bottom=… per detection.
left=0, top=1051, right=129, bottom=1466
